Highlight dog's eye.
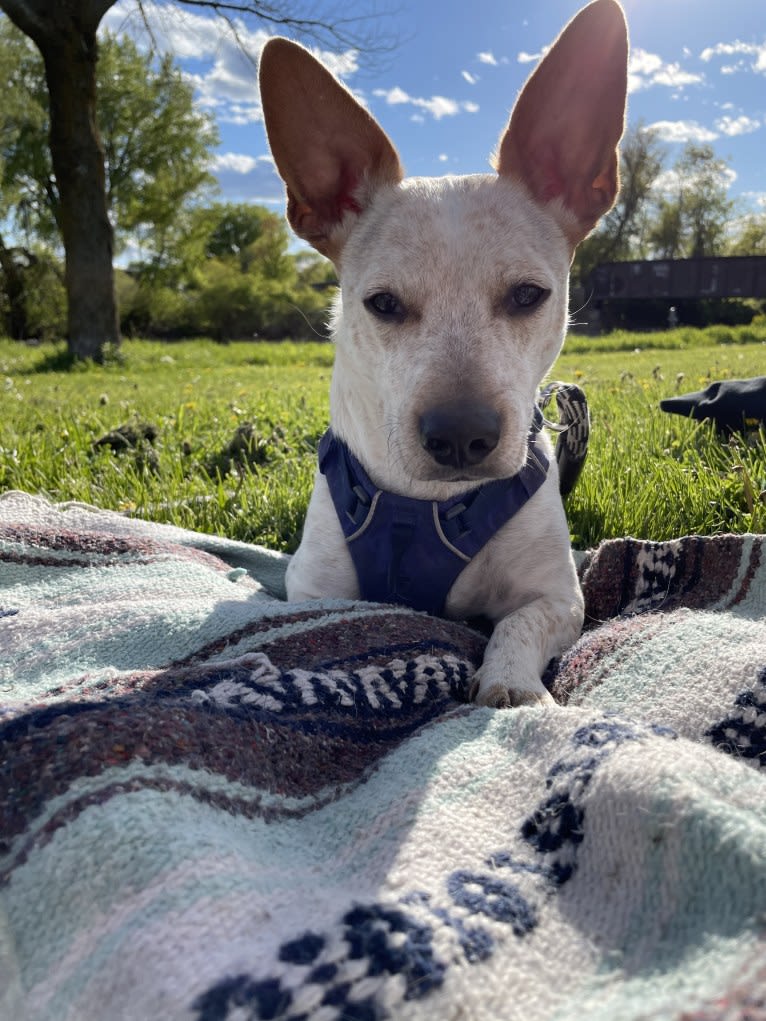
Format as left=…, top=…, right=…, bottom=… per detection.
left=505, top=283, right=549, bottom=313
left=364, top=292, right=406, bottom=322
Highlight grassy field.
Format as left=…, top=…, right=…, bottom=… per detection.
left=1, top=324, right=764, bottom=551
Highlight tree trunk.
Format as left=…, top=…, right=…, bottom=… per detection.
left=43, top=19, right=119, bottom=360
left=0, top=1, right=119, bottom=361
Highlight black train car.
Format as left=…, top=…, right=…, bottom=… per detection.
left=588, top=256, right=766, bottom=301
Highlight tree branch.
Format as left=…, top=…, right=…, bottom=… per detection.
left=174, top=0, right=400, bottom=61
left=0, top=0, right=117, bottom=40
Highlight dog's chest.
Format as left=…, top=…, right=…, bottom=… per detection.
left=318, top=429, right=549, bottom=618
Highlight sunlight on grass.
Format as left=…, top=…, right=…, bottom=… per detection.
left=1, top=329, right=764, bottom=550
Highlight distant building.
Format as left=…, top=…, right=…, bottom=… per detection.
left=582, top=256, right=766, bottom=332
left=588, top=256, right=766, bottom=303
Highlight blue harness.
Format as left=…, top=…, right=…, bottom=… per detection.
left=318, top=409, right=549, bottom=616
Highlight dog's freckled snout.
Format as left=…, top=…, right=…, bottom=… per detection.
left=419, top=401, right=501, bottom=469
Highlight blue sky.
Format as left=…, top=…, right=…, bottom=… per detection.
left=104, top=0, right=766, bottom=219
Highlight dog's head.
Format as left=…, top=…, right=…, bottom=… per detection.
left=260, top=1, right=628, bottom=495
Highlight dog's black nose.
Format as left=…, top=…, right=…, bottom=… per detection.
left=419, top=401, right=501, bottom=469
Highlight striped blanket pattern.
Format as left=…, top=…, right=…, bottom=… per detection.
left=1, top=490, right=765, bottom=1021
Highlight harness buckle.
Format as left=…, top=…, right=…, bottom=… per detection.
left=346, top=483, right=372, bottom=527
left=441, top=501, right=471, bottom=543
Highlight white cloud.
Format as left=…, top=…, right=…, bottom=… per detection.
left=652, top=163, right=737, bottom=198
left=375, top=86, right=410, bottom=106
left=477, top=51, right=498, bottom=66
left=101, top=0, right=359, bottom=123
left=209, top=152, right=284, bottom=202
left=315, top=49, right=360, bottom=78
left=219, top=104, right=264, bottom=125
left=211, top=152, right=274, bottom=174
left=630, top=49, right=663, bottom=77
left=462, top=70, right=478, bottom=85
left=517, top=50, right=542, bottom=64
left=628, top=47, right=704, bottom=93
left=653, top=64, right=703, bottom=89
left=648, top=119, right=718, bottom=143
left=183, top=51, right=261, bottom=108
left=438, top=153, right=449, bottom=162
left=102, top=1, right=267, bottom=61
left=373, top=87, right=478, bottom=120
left=700, top=39, right=766, bottom=75
left=715, top=114, right=761, bottom=137
left=416, top=96, right=459, bottom=119
left=700, top=41, right=756, bottom=62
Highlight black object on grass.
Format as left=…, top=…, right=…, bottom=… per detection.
left=660, top=377, right=766, bottom=436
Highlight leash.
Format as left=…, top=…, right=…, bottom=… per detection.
left=538, top=381, right=590, bottom=497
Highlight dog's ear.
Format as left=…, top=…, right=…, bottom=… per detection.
left=495, top=0, right=628, bottom=248
left=259, top=38, right=403, bottom=262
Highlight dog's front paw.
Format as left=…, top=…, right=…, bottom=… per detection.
left=469, top=674, right=555, bottom=709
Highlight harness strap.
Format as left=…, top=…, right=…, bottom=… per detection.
left=318, top=411, right=548, bottom=616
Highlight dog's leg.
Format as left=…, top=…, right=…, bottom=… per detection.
left=469, top=591, right=583, bottom=707
left=285, top=473, right=359, bottom=601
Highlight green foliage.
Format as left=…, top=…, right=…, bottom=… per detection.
left=203, top=203, right=290, bottom=272
left=0, top=22, right=332, bottom=343
left=0, top=19, right=49, bottom=230
left=116, top=270, right=197, bottom=338
left=192, top=259, right=275, bottom=340
left=122, top=202, right=335, bottom=341
left=0, top=22, right=219, bottom=252
left=1, top=17, right=763, bottom=344
left=648, top=144, right=735, bottom=259
left=727, top=214, right=766, bottom=257
left=0, top=244, right=66, bottom=340
left=14, top=249, right=66, bottom=339
left=96, top=34, right=219, bottom=262
left=0, top=331, right=763, bottom=552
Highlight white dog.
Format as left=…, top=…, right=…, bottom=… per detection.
left=259, top=0, right=628, bottom=707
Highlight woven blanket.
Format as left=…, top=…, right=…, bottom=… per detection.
left=1, top=490, right=765, bottom=1021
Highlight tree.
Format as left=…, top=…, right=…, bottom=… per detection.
left=115, top=200, right=334, bottom=340
left=0, top=1, right=387, bottom=361
left=0, top=18, right=217, bottom=340
left=98, top=35, right=219, bottom=257
left=647, top=198, right=685, bottom=260
left=679, top=145, right=735, bottom=258
left=0, top=17, right=45, bottom=338
left=0, top=23, right=218, bottom=257
left=727, top=214, right=766, bottom=257
left=178, top=203, right=331, bottom=340
left=647, top=143, right=735, bottom=260
left=0, top=2, right=118, bottom=359
left=204, top=203, right=290, bottom=275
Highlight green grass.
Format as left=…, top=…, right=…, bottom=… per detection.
left=1, top=326, right=764, bottom=550
left=555, top=330, right=766, bottom=544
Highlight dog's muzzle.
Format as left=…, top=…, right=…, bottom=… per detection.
left=419, top=400, right=501, bottom=469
